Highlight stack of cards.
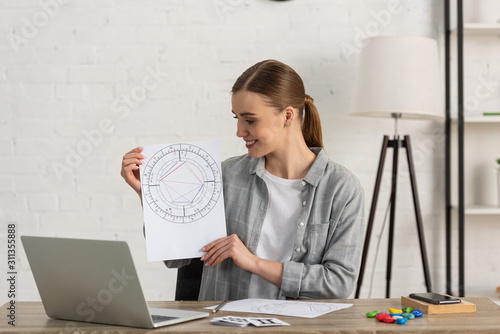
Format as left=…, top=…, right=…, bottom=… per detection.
left=210, top=316, right=290, bottom=327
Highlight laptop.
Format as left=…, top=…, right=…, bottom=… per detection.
left=21, top=236, right=209, bottom=329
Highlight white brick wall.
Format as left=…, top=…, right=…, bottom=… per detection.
left=2, top=0, right=497, bottom=306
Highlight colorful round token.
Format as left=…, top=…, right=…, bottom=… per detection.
left=396, top=317, right=408, bottom=324
left=411, top=309, right=423, bottom=317
left=366, top=310, right=380, bottom=318
left=402, top=312, right=415, bottom=320
left=388, top=308, right=403, bottom=313
left=402, top=306, right=414, bottom=313
left=376, top=314, right=390, bottom=322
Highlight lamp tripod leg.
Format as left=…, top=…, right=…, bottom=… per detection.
left=386, top=138, right=400, bottom=298
left=404, top=135, right=433, bottom=292
left=355, top=135, right=390, bottom=299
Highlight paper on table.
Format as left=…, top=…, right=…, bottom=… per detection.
left=205, top=298, right=353, bottom=318
left=140, top=140, right=227, bottom=261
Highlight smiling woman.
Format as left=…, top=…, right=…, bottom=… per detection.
left=232, top=60, right=323, bottom=149
left=121, top=59, right=366, bottom=301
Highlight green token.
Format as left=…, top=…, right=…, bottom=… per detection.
left=366, top=310, right=380, bottom=318
left=402, top=307, right=414, bottom=313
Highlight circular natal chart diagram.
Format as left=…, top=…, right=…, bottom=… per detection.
left=251, top=301, right=336, bottom=317
left=142, top=143, right=222, bottom=223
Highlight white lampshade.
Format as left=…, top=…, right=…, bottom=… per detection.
left=350, top=36, right=443, bottom=120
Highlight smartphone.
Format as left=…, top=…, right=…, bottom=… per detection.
left=409, top=292, right=461, bottom=305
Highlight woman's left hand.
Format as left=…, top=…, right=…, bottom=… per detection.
left=201, top=234, right=258, bottom=271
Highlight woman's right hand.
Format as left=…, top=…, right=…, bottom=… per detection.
left=121, top=147, right=145, bottom=196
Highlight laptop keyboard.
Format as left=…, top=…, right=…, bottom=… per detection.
left=151, top=315, right=180, bottom=323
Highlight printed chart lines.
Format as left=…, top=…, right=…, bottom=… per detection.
left=142, top=143, right=222, bottom=223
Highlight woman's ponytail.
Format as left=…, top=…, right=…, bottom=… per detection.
left=302, top=94, right=323, bottom=148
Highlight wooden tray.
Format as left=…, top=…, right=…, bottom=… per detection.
left=401, top=295, right=476, bottom=314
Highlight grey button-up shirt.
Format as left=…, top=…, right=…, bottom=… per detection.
left=165, top=148, right=365, bottom=300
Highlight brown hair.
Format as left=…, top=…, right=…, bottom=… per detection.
left=231, top=59, right=323, bottom=148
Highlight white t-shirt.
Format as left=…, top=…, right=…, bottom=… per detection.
left=247, top=169, right=302, bottom=299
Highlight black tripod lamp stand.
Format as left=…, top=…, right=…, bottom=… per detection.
left=350, top=36, right=443, bottom=298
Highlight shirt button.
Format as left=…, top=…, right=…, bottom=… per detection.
left=295, top=247, right=301, bottom=252
left=302, top=201, right=307, bottom=206
left=298, top=222, right=304, bottom=227
left=301, top=181, right=306, bottom=186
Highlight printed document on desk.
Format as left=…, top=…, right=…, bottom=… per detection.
left=140, top=140, right=227, bottom=261
left=205, top=298, right=353, bottom=318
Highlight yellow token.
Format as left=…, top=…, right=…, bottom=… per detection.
left=389, top=308, right=403, bottom=313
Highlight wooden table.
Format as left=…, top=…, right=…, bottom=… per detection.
left=2, top=297, right=500, bottom=333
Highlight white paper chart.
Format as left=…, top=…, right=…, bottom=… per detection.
left=140, top=140, right=227, bottom=261
left=205, top=299, right=353, bottom=318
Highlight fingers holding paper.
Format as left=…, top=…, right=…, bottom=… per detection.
left=121, top=147, right=145, bottom=195
left=202, top=234, right=258, bottom=271
left=201, top=234, right=284, bottom=287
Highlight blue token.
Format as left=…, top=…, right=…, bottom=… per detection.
left=411, top=309, right=423, bottom=317
left=396, top=317, right=408, bottom=324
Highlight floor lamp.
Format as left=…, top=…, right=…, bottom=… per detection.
left=350, top=36, right=444, bottom=298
